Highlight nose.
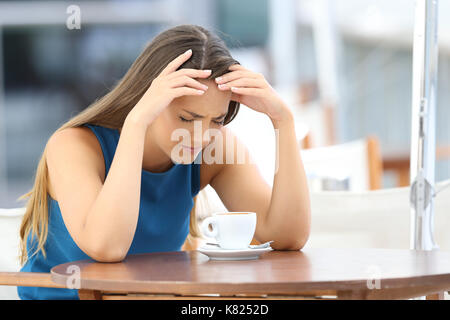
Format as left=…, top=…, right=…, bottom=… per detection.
left=191, top=129, right=212, bottom=150
left=190, top=120, right=217, bottom=149
left=202, top=128, right=212, bottom=148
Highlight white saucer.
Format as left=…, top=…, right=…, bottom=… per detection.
left=197, top=244, right=273, bottom=261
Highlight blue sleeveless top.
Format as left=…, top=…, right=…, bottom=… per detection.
left=18, top=124, right=201, bottom=300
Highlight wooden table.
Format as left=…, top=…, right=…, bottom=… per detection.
left=51, top=248, right=450, bottom=300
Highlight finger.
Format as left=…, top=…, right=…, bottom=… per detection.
left=230, top=87, right=263, bottom=96
left=228, top=64, right=245, bottom=71
left=170, top=75, right=209, bottom=91
left=159, top=49, right=193, bottom=77
left=217, top=78, right=265, bottom=90
left=172, top=86, right=206, bottom=98
left=215, top=70, right=258, bottom=84
left=168, top=68, right=212, bottom=80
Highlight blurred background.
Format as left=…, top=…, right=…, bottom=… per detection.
left=1, top=0, right=450, bottom=207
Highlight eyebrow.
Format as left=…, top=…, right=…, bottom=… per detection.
left=182, top=109, right=227, bottom=119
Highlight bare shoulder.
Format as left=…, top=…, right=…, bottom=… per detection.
left=46, top=126, right=106, bottom=199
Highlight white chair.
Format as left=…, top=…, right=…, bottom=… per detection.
left=0, top=207, right=25, bottom=300
left=304, top=179, right=450, bottom=250
left=0, top=207, right=68, bottom=300
left=304, top=178, right=450, bottom=300
left=193, top=179, right=450, bottom=251
left=300, top=136, right=382, bottom=191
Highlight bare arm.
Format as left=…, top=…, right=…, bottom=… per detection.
left=210, top=114, right=311, bottom=251
left=80, top=116, right=148, bottom=260
left=47, top=116, right=148, bottom=262
left=265, top=113, right=311, bottom=249
left=209, top=63, right=311, bottom=250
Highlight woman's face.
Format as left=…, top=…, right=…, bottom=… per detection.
left=149, top=79, right=232, bottom=164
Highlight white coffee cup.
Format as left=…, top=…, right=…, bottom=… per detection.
left=201, top=212, right=257, bottom=249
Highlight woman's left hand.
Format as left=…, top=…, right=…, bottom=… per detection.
left=215, top=64, right=292, bottom=123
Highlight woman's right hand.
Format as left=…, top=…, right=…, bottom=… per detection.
left=126, top=49, right=212, bottom=128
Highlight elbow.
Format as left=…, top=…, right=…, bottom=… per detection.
left=91, top=250, right=127, bottom=263
left=292, top=209, right=311, bottom=250
left=272, top=237, right=308, bottom=251
left=77, top=217, right=133, bottom=262
left=93, top=253, right=126, bottom=263
left=80, top=228, right=131, bottom=263
left=272, top=218, right=310, bottom=251
left=87, top=244, right=128, bottom=263
left=293, top=224, right=311, bottom=250
left=290, top=237, right=309, bottom=251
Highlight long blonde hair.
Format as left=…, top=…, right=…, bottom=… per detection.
left=18, top=24, right=240, bottom=265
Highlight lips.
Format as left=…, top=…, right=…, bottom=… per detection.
left=182, top=145, right=202, bottom=153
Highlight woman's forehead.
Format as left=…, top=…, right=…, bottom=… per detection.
left=173, top=79, right=231, bottom=114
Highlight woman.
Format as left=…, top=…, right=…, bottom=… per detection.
left=17, top=24, right=311, bottom=300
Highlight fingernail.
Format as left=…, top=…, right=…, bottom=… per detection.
left=184, top=49, right=192, bottom=55
left=203, top=69, right=212, bottom=74
left=202, top=84, right=209, bottom=90
left=215, top=77, right=222, bottom=82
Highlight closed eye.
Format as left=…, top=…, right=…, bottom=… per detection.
left=179, top=116, right=225, bottom=125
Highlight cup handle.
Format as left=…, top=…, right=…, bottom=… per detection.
left=201, top=216, right=218, bottom=238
